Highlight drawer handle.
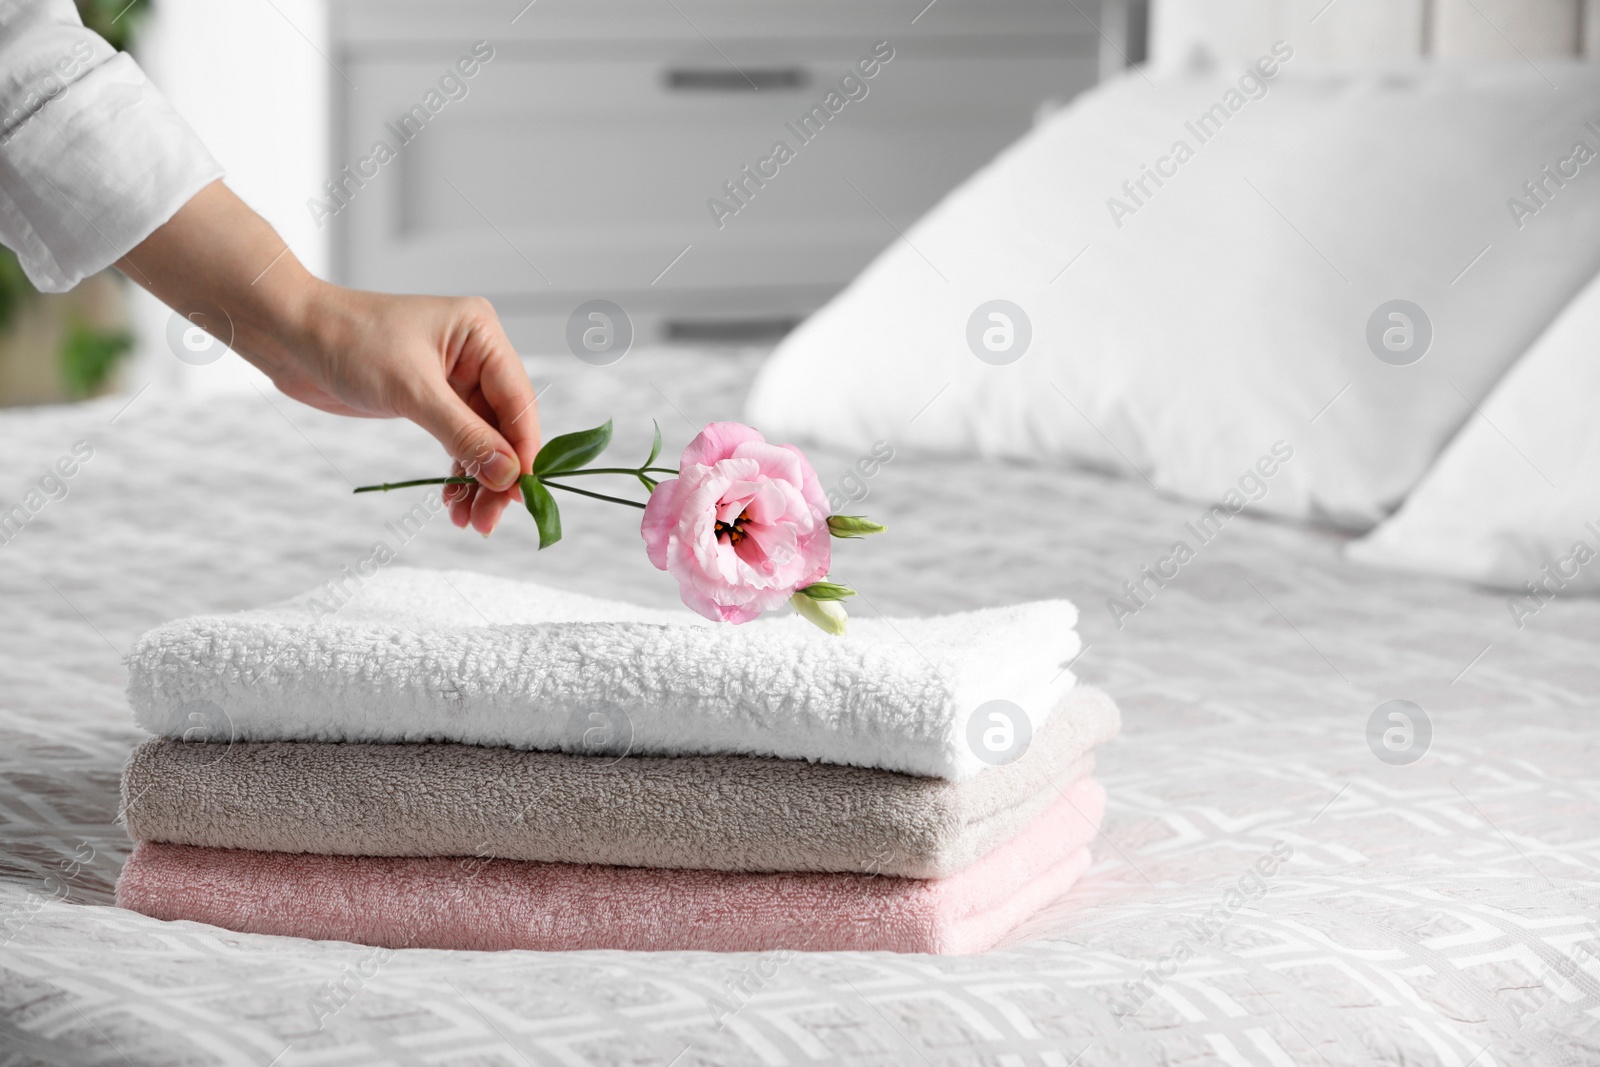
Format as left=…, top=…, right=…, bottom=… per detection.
left=665, top=67, right=809, bottom=91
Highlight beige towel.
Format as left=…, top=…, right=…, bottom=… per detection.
left=122, top=688, right=1118, bottom=878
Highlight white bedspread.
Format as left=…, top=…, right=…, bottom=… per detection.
left=2, top=349, right=1597, bottom=1066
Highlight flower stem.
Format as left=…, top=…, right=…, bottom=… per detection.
left=354, top=467, right=679, bottom=496
left=353, top=476, right=475, bottom=494
left=540, top=480, right=649, bottom=510
left=548, top=467, right=679, bottom=478
left=354, top=463, right=670, bottom=509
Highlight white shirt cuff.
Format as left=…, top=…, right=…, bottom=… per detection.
left=0, top=52, right=223, bottom=293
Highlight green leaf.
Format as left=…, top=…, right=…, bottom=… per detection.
left=644, top=419, right=662, bottom=469
left=533, top=419, right=614, bottom=476
left=520, top=475, right=562, bottom=549
left=797, top=581, right=856, bottom=602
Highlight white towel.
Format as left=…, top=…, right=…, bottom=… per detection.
left=125, top=568, right=1080, bottom=780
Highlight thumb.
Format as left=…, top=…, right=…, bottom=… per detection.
left=409, top=386, right=522, bottom=492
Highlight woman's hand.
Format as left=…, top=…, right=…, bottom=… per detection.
left=265, top=288, right=541, bottom=535
left=118, top=180, right=540, bottom=534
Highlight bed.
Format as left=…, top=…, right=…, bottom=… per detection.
left=2, top=347, right=1597, bottom=1066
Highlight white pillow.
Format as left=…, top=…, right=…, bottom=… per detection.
left=746, top=56, right=1600, bottom=528
left=1347, top=265, right=1600, bottom=609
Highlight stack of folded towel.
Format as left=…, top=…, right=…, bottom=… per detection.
left=115, top=568, right=1117, bottom=954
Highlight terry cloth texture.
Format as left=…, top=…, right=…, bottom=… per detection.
left=116, top=777, right=1105, bottom=955
left=121, top=687, right=1118, bottom=878
left=124, top=567, right=1082, bottom=780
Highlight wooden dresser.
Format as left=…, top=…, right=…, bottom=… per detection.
left=327, top=1, right=1132, bottom=349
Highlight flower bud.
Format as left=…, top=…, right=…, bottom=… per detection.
left=827, top=514, right=886, bottom=539
left=791, top=591, right=848, bottom=635
left=797, top=581, right=856, bottom=601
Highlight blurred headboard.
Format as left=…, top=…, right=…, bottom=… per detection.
left=1148, top=0, right=1599, bottom=66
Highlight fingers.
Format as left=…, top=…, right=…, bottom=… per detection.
left=466, top=312, right=541, bottom=472
left=445, top=460, right=475, bottom=529
left=439, top=387, right=521, bottom=535
left=470, top=479, right=516, bottom=535
left=402, top=297, right=538, bottom=536
left=443, top=463, right=517, bottom=534
left=405, top=380, right=522, bottom=494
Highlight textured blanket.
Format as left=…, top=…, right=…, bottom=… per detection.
left=121, top=688, right=1117, bottom=877
left=116, top=777, right=1104, bottom=954
left=124, top=567, right=1081, bottom=780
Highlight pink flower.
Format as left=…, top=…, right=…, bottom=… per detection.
left=642, top=422, right=831, bottom=623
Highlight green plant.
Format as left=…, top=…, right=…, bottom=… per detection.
left=0, top=248, right=29, bottom=334
left=76, top=0, right=149, bottom=52
left=60, top=318, right=135, bottom=397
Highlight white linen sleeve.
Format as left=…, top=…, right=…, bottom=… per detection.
left=0, top=0, right=223, bottom=292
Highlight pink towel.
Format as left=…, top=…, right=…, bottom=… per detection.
left=116, top=778, right=1104, bottom=954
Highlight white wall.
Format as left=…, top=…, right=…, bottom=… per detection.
left=1433, top=0, right=1583, bottom=58
left=126, top=0, right=330, bottom=396
left=1149, top=0, right=1593, bottom=68
left=1150, top=0, right=1423, bottom=69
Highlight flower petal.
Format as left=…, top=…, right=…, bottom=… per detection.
left=681, top=422, right=766, bottom=470
left=740, top=481, right=789, bottom=525
left=738, top=520, right=798, bottom=572
left=779, top=443, right=830, bottom=518
left=731, top=440, right=804, bottom=489
left=640, top=478, right=681, bottom=571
